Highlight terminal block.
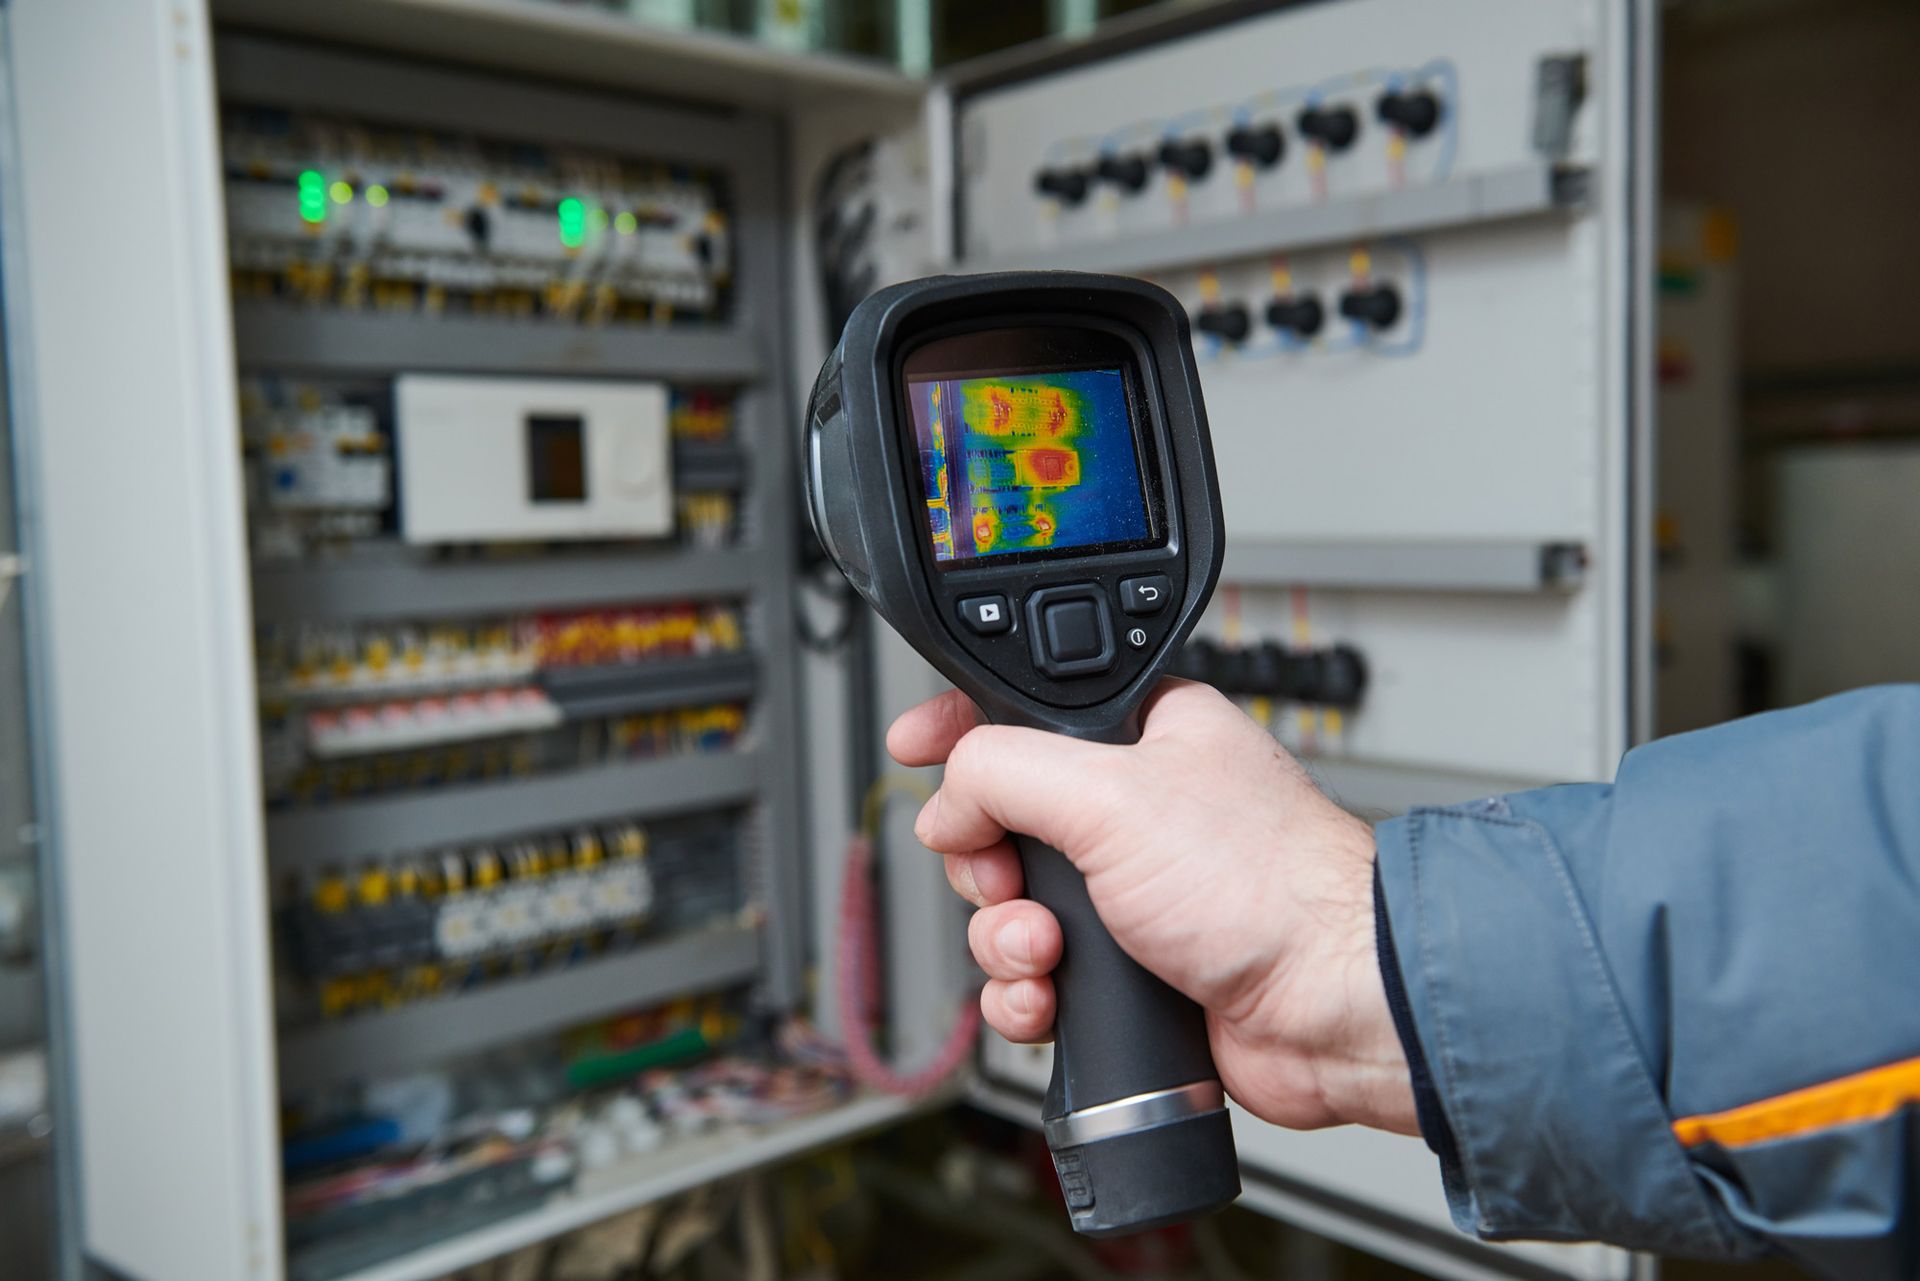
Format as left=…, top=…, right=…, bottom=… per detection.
left=1034, top=167, right=1092, bottom=205
left=1224, top=122, right=1286, bottom=169
left=1296, top=103, right=1360, bottom=152
left=1173, top=638, right=1368, bottom=711
left=1265, top=293, right=1326, bottom=338
left=1157, top=136, right=1214, bottom=181
left=1377, top=87, right=1443, bottom=137
left=1195, top=302, right=1253, bottom=345
left=1096, top=152, right=1152, bottom=193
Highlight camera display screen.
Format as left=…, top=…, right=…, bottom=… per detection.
left=905, top=367, right=1152, bottom=564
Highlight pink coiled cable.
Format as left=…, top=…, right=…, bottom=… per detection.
left=834, top=826, right=981, bottom=1096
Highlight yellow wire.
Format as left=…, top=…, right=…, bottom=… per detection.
left=861, top=775, right=934, bottom=844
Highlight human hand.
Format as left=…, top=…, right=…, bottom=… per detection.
left=888, top=679, right=1417, bottom=1135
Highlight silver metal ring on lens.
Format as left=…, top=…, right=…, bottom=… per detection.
left=1043, top=1079, right=1226, bottom=1148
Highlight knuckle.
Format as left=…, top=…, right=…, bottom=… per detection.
left=941, top=689, right=978, bottom=735
left=943, top=726, right=990, bottom=782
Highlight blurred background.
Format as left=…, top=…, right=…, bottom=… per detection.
left=0, top=0, right=1913, bottom=1279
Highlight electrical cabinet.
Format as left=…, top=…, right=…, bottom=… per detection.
left=949, top=2, right=1650, bottom=1278
left=2, top=2, right=1651, bottom=1280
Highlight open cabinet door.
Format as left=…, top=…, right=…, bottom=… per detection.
left=2, top=1, right=284, bottom=1278
left=946, top=1, right=1654, bottom=1277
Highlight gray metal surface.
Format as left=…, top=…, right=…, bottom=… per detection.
left=218, top=33, right=772, bottom=171
left=1308, top=757, right=1545, bottom=819
left=231, top=305, right=765, bottom=382
left=539, top=653, right=758, bottom=722
left=0, top=20, right=49, bottom=1275
left=251, top=547, right=758, bottom=623
left=276, top=924, right=763, bottom=1092
left=0, top=1122, right=52, bottom=1281
left=1223, top=539, right=1588, bottom=594
left=0, top=968, right=39, bottom=1052
left=209, top=0, right=921, bottom=112
left=729, top=113, right=812, bottom=1014
left=0, top=3, right=39, bottom=1052
left=266, top=752, right=762, bottom=873
left=967, top=162, right=1583, bottom=275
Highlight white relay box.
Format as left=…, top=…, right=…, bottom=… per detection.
left=395, top=374, right=673, bottom=544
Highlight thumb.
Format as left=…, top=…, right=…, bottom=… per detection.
left=916, top=724, right=1119, bottom=858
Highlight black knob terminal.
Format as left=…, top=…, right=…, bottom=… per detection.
left=1034, top=167, right=1092, bottom=205
left=1195, top=303, right=1252, bottom=346
left=1338, top=283, right=1402, bottom=331
left=1296, top=104, right=1360, bottom=152
left=1292, top=644, right=1369, bottom=710
left=1095, top=152, right=1151, bottom=193
left=1265, top=293, right=1324, bottom=338
left=1176, top=638, right=1368, bottom=710
left=1157, top=137, right=1213, bottom=181
left=464, top=206, right=492, bottom=249
left=1224, top=123, right=1285, bottom=169
left=1377, top=88, right=1443, bottom=137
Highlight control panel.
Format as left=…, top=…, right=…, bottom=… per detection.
left=935, top=559, right=1188, bottom=708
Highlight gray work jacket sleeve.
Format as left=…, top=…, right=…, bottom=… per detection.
left=1373, top=685, right=1920, bottom=1277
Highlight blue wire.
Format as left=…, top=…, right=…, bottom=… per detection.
left=1160, top=107, right=1216, bottom=140
left=1098, top=118, right=1157, bottom=153
left=1309, top=66, right=1395, bottom=100
left=1411, top=57, right=1462, bottom=183
left=1318, top=325, right=1362, bottom=355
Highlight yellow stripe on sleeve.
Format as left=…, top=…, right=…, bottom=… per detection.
left=1672, top=1053, right=1920, bottom=1149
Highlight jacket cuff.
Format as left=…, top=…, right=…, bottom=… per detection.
left=1373, top=862, right=1462, bottom=1177
left=1373, top=802, right=1737, bottom=1255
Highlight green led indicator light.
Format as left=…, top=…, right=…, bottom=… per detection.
left=329, top=181, right=354, bottom=205
left=557, top=197, right=586, bottom=249
left=366, top=185, right=390, bottom=208
left=614, top=211, right=637, bottom=235
left=587, top=206, right=609, bottom=233
left=297, top=170, right=327, bottom=224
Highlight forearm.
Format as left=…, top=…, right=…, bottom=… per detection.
left=1374, top=687, right=1920, bottom=1271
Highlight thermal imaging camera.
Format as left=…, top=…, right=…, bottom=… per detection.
left=804, top=272, right=1239, bottom=1235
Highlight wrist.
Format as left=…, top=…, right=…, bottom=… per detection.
left=1314, top=929, right=1420, bottom=1134
left=1304, top=819, right=1420, bottom=1135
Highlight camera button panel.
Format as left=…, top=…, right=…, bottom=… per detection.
left=1026, top=585, right=1117, bottom=679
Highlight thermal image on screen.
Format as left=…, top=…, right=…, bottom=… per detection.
left=907, top=369, right=1149, bottom=563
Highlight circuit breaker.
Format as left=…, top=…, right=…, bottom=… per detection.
left=9, top=3, right=1651, bottom=1281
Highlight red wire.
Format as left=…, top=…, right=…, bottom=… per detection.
left=835, top=833, right=982, bottom=1096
